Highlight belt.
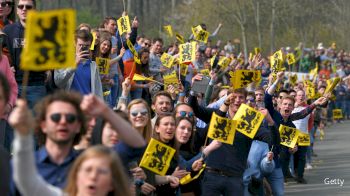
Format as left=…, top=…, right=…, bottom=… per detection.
left=205, top=167, right=241, bottom=177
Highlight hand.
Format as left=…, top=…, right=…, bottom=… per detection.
left=289, top=145, right=298, bottom=154
left=166, top=175, right=180, bottom=188
left=167, top=85, right=177, bottom=100
left=131, top=167, right=147, bottom=180
left=276, top=71, right=284, bottom=80
left=122, top=77, right=131, bottom=95
left=131, top=16, right=138, bottom=28
left=218, top=23, right=223, bottom=28
left=10, top=66, right=15, bottom=73
left=224, top=93, right=235, bottom=106
left=259, top=108, right=274, bottom=125
left=209, top=70, right=217, bottom=81
left=140, top=182, right=156, bottom=195
left=75, top=49, right=90, bottom=65
left=191, top=74, right=203, bottom=85
left=160, top=66, right=168, bottom=73
left=8, top=99, right=35, bottom=135
left=119, top=47, right=126, bottom=57
left=314, top=96, right=328, bottom=106
left=192, top=158, right=204, bottom=171
left=172, top=167, right=189, bottom=179
left=267, top=151, right=274, bottom=161
left=80, top=94, right=109, bottom=117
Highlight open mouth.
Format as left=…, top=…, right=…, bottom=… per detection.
left=87, top=185, right=97, bottom=192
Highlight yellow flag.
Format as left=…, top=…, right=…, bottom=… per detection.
left=133, top=74, right=159, bottom=84
left=254, top=47, right=261, bottom=55
left=90, top=31, right=96, bottom=50
left=306, top=85, right=316, bottom=99
left=96, top=58, right=110, bottom=75
left=279, top=125, right=299, bottom=148
left=179, top=42, right=197, bottom=64
left=210, top=55, right=216, bottom=67
left=286, top=53, right=296, bottom=65
left=297, top=132, right=310, bottom=146
left=333, top=109, right=343, bottom=119
left=229, top=70, right=261, bottom=89
left=163, top=25, right=173, bottom=37
left=160, top=53, right=175, bottom=69
left=126, top=39, right=141, bottom=64
left=117, top=15, right=131, bottom=35
left=309, top=63, right=318, bottom=78
left=180, top=164, right=206, bottom=185
left=21, top=9, right=76, bottom=71
left=191, top=25, right=209, bottom=43
left=270, top=50, right=285, bottom=75
left=207, top=112, right=237, bottom=144
left=289, top=74, right=298, bottom=86
left=139, top=138, right=176, bottom=176
left=324, top=77, right=341, bottom=95
left=200, top=69, right=210, bottom=76
left=179, top=64, right=188, bottom=76
left=249, top=53, right=253, bottom=61
left=218, top=57, right=232, bottom=68
left=175, top=33, right=185, bottom=44
left=163, top=71, right=180, bottom=92
left=233, top=104, right=264, bottom=139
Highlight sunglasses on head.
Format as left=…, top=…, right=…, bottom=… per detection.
left=0, top=2, right=11, bottom=7
left=130, top=110, right=148, bottom=117
left=178, top=111, right=194, bottom=118
left=50, top=113, right=78, bottom=124
left=17, top=4, right=33, bottom=10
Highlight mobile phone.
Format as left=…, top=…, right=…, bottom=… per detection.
left=192, top=75, right=210, bottom=94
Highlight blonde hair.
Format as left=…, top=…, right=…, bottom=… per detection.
left=127, top=99, right=153, bottom=142
left=65, top=145, right=131, bottom=196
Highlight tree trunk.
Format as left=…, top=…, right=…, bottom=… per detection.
left=101, top=0, right=108, bottom=17
left=270, top=0, right=276, bottom=53
left=241, top=24, right=248, bottom=63
left=256, top=1, right=262, bottom=49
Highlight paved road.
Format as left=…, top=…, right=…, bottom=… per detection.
left=285, top=120, right=350, bottom=196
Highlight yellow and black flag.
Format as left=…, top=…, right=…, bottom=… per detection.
left=289, top=74, right=298, bottom=86
left=160, top=53, right=175, bottom=69
left=117, top=15, right=131, bottom=35
left=207, top=113, right=237, bottom=145
left=21, top=9, right=76, bottom=70
left=180, top=164, right=206, bottom=185
left=163, top=71, right=180, bottom=92
left=254, top=47, right=261, bottom=55
left=96, top=58, right=110, bottom=75
left=333, top=109, right=343, bottom=120
left=126, top=39, right=141, bottom=64
left=233, top=104, right=264, bottom=139
left=324, top=77, right=341, bottom=95
left=139, top=138, right=176, bottom=176
left=192, top=25, right=209, bottom=43
left=175, top=33, right=185, bottom=44
left=298, top=132, right=310, bottom=146
left=286, top=53, right=296, bottom=65
left=229, top=70, right=261, bottom=89
left=163, top=25, right=173, bottom=38
left=279, top=125, right=299, bottom=148
left=179, top=42, right=197, bottom=64
left=218, top=57, right=232, bottom=69
left=270, top=50, right=285, bottom=75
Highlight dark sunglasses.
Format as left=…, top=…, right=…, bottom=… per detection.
left=0, top=2, right=11, bottom=7
left=50, top=113, right=78, bottom=124
left=178, top=111, right=194, bottom=118
left=130, top=110, right=148, bottom=117
left=247, top=98, right=255, bottom=103
left=17, top=4, right=33, bottom=10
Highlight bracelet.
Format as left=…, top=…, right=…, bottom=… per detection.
left=119, top=96, right=127, bottom=100
left=179, top=92, right=186, bottom=97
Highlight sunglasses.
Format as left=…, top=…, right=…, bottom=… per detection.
left=130, top=110, right=148, bottom=117
left=247, top=98, right=255, bottom=103
left=0, top=2, right=11, bottom=7
left=17, top=4, right=33, bottom=10
left=178, top=111, right=194, bottom=118
left=50, top=113, right=78, bottom=124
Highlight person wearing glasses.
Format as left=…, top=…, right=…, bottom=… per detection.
left=2, top=0, right=48, bottom=109
left=0, top=0, right=15, bottom=29
left=8, top=91, right=146, bottom=195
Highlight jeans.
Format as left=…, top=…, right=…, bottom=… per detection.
left=201, top=171, right=244, bottom=196
left=265, top=167, right=284, bottom=196
left=18, top=85, right=47, bottom=109
left=110, top=74, right=120, bottom=108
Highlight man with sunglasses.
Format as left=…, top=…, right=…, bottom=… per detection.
left=3, top=0, right=47, bottom=109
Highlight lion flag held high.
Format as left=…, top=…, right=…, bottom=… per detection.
left=21, top=9, right=76, bottom=71
left=233, top=104, right=264, bottom=139
left=139, top=138, right=176, bottom=176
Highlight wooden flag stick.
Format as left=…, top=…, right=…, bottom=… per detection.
left=122, top=0, right=126, bottom=12
left=21, top=71, right=30, bottom=99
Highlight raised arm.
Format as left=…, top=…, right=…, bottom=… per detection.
left=81, top=94, right=146, bottom=148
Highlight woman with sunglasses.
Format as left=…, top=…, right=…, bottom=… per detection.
left=0, top=0, right=15, bottom=29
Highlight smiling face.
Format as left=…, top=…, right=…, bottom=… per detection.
left=229, top=92, right=246, bottom=113
left=155, top=116, right=175, bottom=143
left=99, top=40, right=111, bottom=55
left=175, top=119, right=192, bottom=144
left=152, top=95, right=172, bottom=116
left=40, top=101, right=81, bottom=146
left=129, top=103, right=149, bottom=129
left=76, top=156, right=113, bottom=196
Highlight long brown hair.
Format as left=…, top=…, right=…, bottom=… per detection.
left=127, top=99, right=152, bottom=143
left=65, top=145, right=131, bottom=196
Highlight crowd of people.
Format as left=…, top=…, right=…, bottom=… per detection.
left=0, top=0, right=350, bottom=196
